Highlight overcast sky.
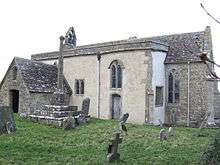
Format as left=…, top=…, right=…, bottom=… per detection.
left=0, top=0, right=220, bottom=81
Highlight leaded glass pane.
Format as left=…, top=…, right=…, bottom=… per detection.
left=117, top=65, right=122, bottom=88
left=111, top=65, right=116, bottom=88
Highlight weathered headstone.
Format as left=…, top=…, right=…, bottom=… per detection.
left=159, top=128, right=167, bottom=141
left=62, top=116, right=76, bottom=130
left=0, top=106, right=16, bottom=134
left=77, top=98, right=90, bottom=123
left=168, top=127, right=174, bottom=137
left=81, top=98, right=90, bottom=116
left=118, top=113, right=129, bottom=135
left=106, top=113, right=129, bottom=163
left=106, top=132, right=122, bottom=163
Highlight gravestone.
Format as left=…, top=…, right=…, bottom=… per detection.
left=81, top=98, right=90, bottom=116
left=0, top=106, right=16, bottom=134
left=159, top=128, right=167, bottom=141
left=106, top=132, right=122, bottom=163
left=62, top=116, right=76, bottom=130
left=106, top=113, right=129, bottom=162
left=77, top=98, right=90, bottom=123
left=168, top=127, right=174, bottom=137
left=118, top=113, right=129, bottom=135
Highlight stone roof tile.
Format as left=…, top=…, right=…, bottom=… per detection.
left=14, top=57, right=72, bottom=94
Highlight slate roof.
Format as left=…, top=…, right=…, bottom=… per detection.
left=14, top=57, right=72, bottom=94
left=31, top=28, right=209, bottom=63
left=147, top=31, right=204, bottom=63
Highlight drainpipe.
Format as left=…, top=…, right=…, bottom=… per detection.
left=187, top=61, right=191, bottom=126
left=97, top=52, right=101, bottom=118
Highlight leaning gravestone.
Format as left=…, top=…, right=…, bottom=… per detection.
left=0, top=106, right=16, bottom=134
left=118, top=113, right=129, bottom=135
left=106, top=113, right=129, bottom=163
left=106, top=132, right=122, bottom=163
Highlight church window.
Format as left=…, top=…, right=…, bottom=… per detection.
left=168, top=73, right=173, bottom=103
left=75, top=79, right=85, bottom=94
left=155, top=86, right=163, bottom=106
left=111, top=65, right=116, bottom=88
left=80, top=80, right=84, bottom=94
left=12, top=67, right=17, bottom=80
left=117, top=65, right=122, bottom=88
left=110, top=61, right=123, bottom=89
left=168, top=72, right=179, bottom=103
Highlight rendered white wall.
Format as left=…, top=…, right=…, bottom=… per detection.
left=151, top=51, right=166, bottom=124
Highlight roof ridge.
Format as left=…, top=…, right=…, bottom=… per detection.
left=15, top=56, right=56, bottom=67
left=74, top=30, right=204, bottom=49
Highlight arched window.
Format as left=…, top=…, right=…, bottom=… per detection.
left=117, top=65, right=122, bottom=88
left=168, top=72, right=179, bottom=103
left=111, top=65, right=116, bottom=88
left=109, top=60, right=124, bottom=89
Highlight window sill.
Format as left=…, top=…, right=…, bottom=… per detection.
left=167, top=103, right=179, bottom=107
left=155, top=105, right=163, bottom=107
left=75, top=94, right=84, bottom=96
left=110, top=88, right=122, bottom=91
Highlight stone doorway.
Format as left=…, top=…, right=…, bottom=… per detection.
left=112, top=94, right=122, bottom=119
left=10, top=90, right=19, bottom=113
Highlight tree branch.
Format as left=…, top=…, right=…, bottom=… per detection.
left=200, top=3, right=220, bottom=25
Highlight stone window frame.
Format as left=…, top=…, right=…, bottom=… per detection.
left=12, top=66, right=17, bottom=80
left=75, top=79, right=85, bottom=95
left=155, top=86, right=164, bottom=107
left=168, top=70, right=180, bottom=103
left=108, top=60, right=124, bottom=89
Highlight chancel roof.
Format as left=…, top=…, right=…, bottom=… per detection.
left=14, top=57, right=72, bottom=94
left=147, top=31, right=204, bottom=63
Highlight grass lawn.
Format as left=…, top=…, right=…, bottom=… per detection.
left=0, top=115, right=218, bottom=165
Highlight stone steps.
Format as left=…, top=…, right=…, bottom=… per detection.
left=29, top=114, right=64, bottom=127
left=29, top=105, right=78, bottom=127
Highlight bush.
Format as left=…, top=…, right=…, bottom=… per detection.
left=200, top=130, right=220, bottom=164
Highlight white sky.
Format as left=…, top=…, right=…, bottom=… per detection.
left=0, top=0, right=220, bottom=81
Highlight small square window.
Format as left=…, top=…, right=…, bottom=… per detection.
left=155, top=86, right=163, bottom=106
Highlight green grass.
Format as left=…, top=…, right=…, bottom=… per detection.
left=0, top=115, right=218, bottom=165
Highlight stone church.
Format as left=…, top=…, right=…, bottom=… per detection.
left=0, top=26, right=220, bottom=126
